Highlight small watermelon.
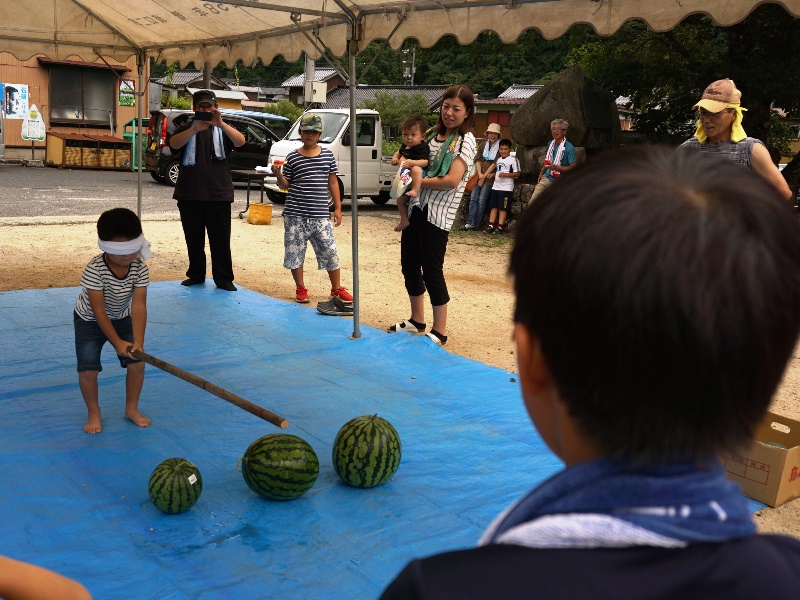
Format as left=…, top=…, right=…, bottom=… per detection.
left=239, top=434, right=319, bottom=501
left=333, top=414, right=401, bottom=488
left=148, top=457, right=203, bottom=514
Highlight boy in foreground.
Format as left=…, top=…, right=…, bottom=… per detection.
left=272, top=113, right=352, bottom=307
left=74, top=208, right=151, bottom=434
left=381, top=147, right=800, bottom=598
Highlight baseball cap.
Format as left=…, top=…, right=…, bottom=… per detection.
left=299, top=113, right=323, bottom=132
left=692, top=79, right=742, bottom=113
left=193, top=89, right=217, bottom=107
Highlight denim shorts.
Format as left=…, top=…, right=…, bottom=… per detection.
left=74, top=312, right=141, bottom=372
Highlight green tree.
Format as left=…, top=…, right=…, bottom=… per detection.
left=263, top=100, right=303, bottom=125
left=568, top=4, right=800, bottom=153
left=414, top=31, right=571, bottom=98
left=362, top=91, right=435, bottom=138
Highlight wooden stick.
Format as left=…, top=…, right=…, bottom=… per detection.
left=129, top=348, right=288, bottom=429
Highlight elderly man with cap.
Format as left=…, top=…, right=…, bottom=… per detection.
left=169, top=89, right=246, bottom=291
left=680, top=79, right=792, bottom=201
left=463, top=123, right=502, bottom=231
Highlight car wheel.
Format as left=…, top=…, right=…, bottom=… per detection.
left=265, top=188, right=286, bottom=204
left=166, top=161, right=181, bottom=187
left=370, top=191, right=391, bottom=205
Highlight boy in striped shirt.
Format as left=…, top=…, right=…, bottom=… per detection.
left=74, top=208, right=151, bottom=434
left=272, top=113, right=352, bottom=305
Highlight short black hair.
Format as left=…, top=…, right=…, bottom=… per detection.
left=97, top=208, right=143, bottom=242
left=499, top=139, right=513, bottom=148
left=401, top=115, right=426, bottom=134
left=510, top=146, right=800, bottom=462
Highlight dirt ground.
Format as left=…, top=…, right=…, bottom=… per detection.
left=1, top=210, right=798, bottom=538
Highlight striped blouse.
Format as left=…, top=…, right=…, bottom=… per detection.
left=282, top=148, right=338, bottom=219
left=74, top=254, right=150, bottom=321
left=409, top=132, right=476, bottom=231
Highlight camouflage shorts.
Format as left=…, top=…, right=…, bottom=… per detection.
left=283, top=214, right=340, bottom=271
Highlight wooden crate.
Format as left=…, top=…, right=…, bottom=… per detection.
left=45, top=133, right=132, bottom=170
left=46, top=132, right=95, bottom=168
left=94, top=136, right=133, bottom=170
left=81, top=146, right=100, bottom=168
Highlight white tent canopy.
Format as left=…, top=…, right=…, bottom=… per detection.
left=4, top=1, right=800, bottom=65
left=4, top=0, right=798, bottom=337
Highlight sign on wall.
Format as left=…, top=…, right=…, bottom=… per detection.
left=119, top=80, right=135, bottom=107
left=1, top=83, right=30, bottom=119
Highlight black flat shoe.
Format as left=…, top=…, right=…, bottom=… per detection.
left=215, top=281, right=237, bottom=291
left=181, top=278, right=204, bottom=286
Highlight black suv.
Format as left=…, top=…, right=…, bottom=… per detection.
left=145, top=109, right=279, bottom=186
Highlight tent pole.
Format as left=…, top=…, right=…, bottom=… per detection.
left=136, top=49, right=145, bottom=218
left=349, top=34, right=361, bottom=339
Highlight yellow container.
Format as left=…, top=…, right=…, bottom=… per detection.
left=246, top=203, right=273, bottom=225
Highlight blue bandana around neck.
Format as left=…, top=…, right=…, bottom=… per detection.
left=182, top=126, right=226, bottom=167
left=480, top=458, right=755, bottom=549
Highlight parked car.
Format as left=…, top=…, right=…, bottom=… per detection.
left=145, top=109, right=280, bottom=186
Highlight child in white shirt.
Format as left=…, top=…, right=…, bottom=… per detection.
left=485, top=139, right=520, bottom=234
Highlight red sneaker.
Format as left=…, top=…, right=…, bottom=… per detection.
left=295, top=286, right=310, bottom=303
left=330, top=286, right=353, bottom=302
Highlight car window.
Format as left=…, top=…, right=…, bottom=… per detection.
left=172, top=113, right=192, bottom=130
left=245, top=124, right=267, bottom=144
left=287, top=113, right=348, bottom=144
left=342, top=117, right=377, bottom=147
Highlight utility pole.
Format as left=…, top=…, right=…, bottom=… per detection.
left=402, top=46, right=416, bottom=86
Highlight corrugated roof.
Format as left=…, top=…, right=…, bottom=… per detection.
left=475, top=97, right=526, bottom=105
left=281, top=68, right=341, bottom=87
left=262, top=87, right=289, bottom=96
left=186, top=87, right=248, bottom=101
left=319, top=85, right=447, bottom=110
left=151, top=69, right=228, bottom=88
left=497, top=84, right=543, bottom=99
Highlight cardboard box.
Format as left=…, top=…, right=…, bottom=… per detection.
left=724, top=411, right=800, bottom=507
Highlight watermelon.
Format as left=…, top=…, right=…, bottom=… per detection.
left=239, top=434, right=319, bottom=501
left=332, top=414, right=401, bottom=488
left=148, top=457, right=203, bottom=514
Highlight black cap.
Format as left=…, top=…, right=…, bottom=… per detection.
left=193, top=89, right=217, bottom=107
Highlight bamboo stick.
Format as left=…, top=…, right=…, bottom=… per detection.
left=129, top=348, right=288, bottom=429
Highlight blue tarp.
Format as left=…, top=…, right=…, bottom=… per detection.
left=0, top=282, right=563, bottom=598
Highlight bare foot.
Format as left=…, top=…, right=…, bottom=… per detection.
left=405, top=189, right=419, bottom=198
left=84, top=416, right=102, bottom=434
left=125, top=411, right=151, bottom=427
left=394, top=220, right=410, bottom=232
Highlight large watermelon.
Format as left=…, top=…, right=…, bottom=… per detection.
left=148, top=457, right=203, bottom=514
left=239, top=434, right=319, bottom=501
left=332, top=414, right=401, bottom=488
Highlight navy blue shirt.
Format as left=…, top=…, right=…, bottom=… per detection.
left=381, top=535, right=800, bottom=599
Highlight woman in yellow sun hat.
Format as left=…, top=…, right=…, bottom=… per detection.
left=680, top=79, right=791, bottom=201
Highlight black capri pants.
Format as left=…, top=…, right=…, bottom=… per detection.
left=400, top=206, right=450, bottom=306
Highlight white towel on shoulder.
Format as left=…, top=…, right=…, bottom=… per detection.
left=182, top=126, right=226, bottom=166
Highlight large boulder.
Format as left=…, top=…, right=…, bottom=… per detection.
left=510, top=66, right=621, bottom=150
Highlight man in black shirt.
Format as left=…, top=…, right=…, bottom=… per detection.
left=170, top=89, right=245, bottom=291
